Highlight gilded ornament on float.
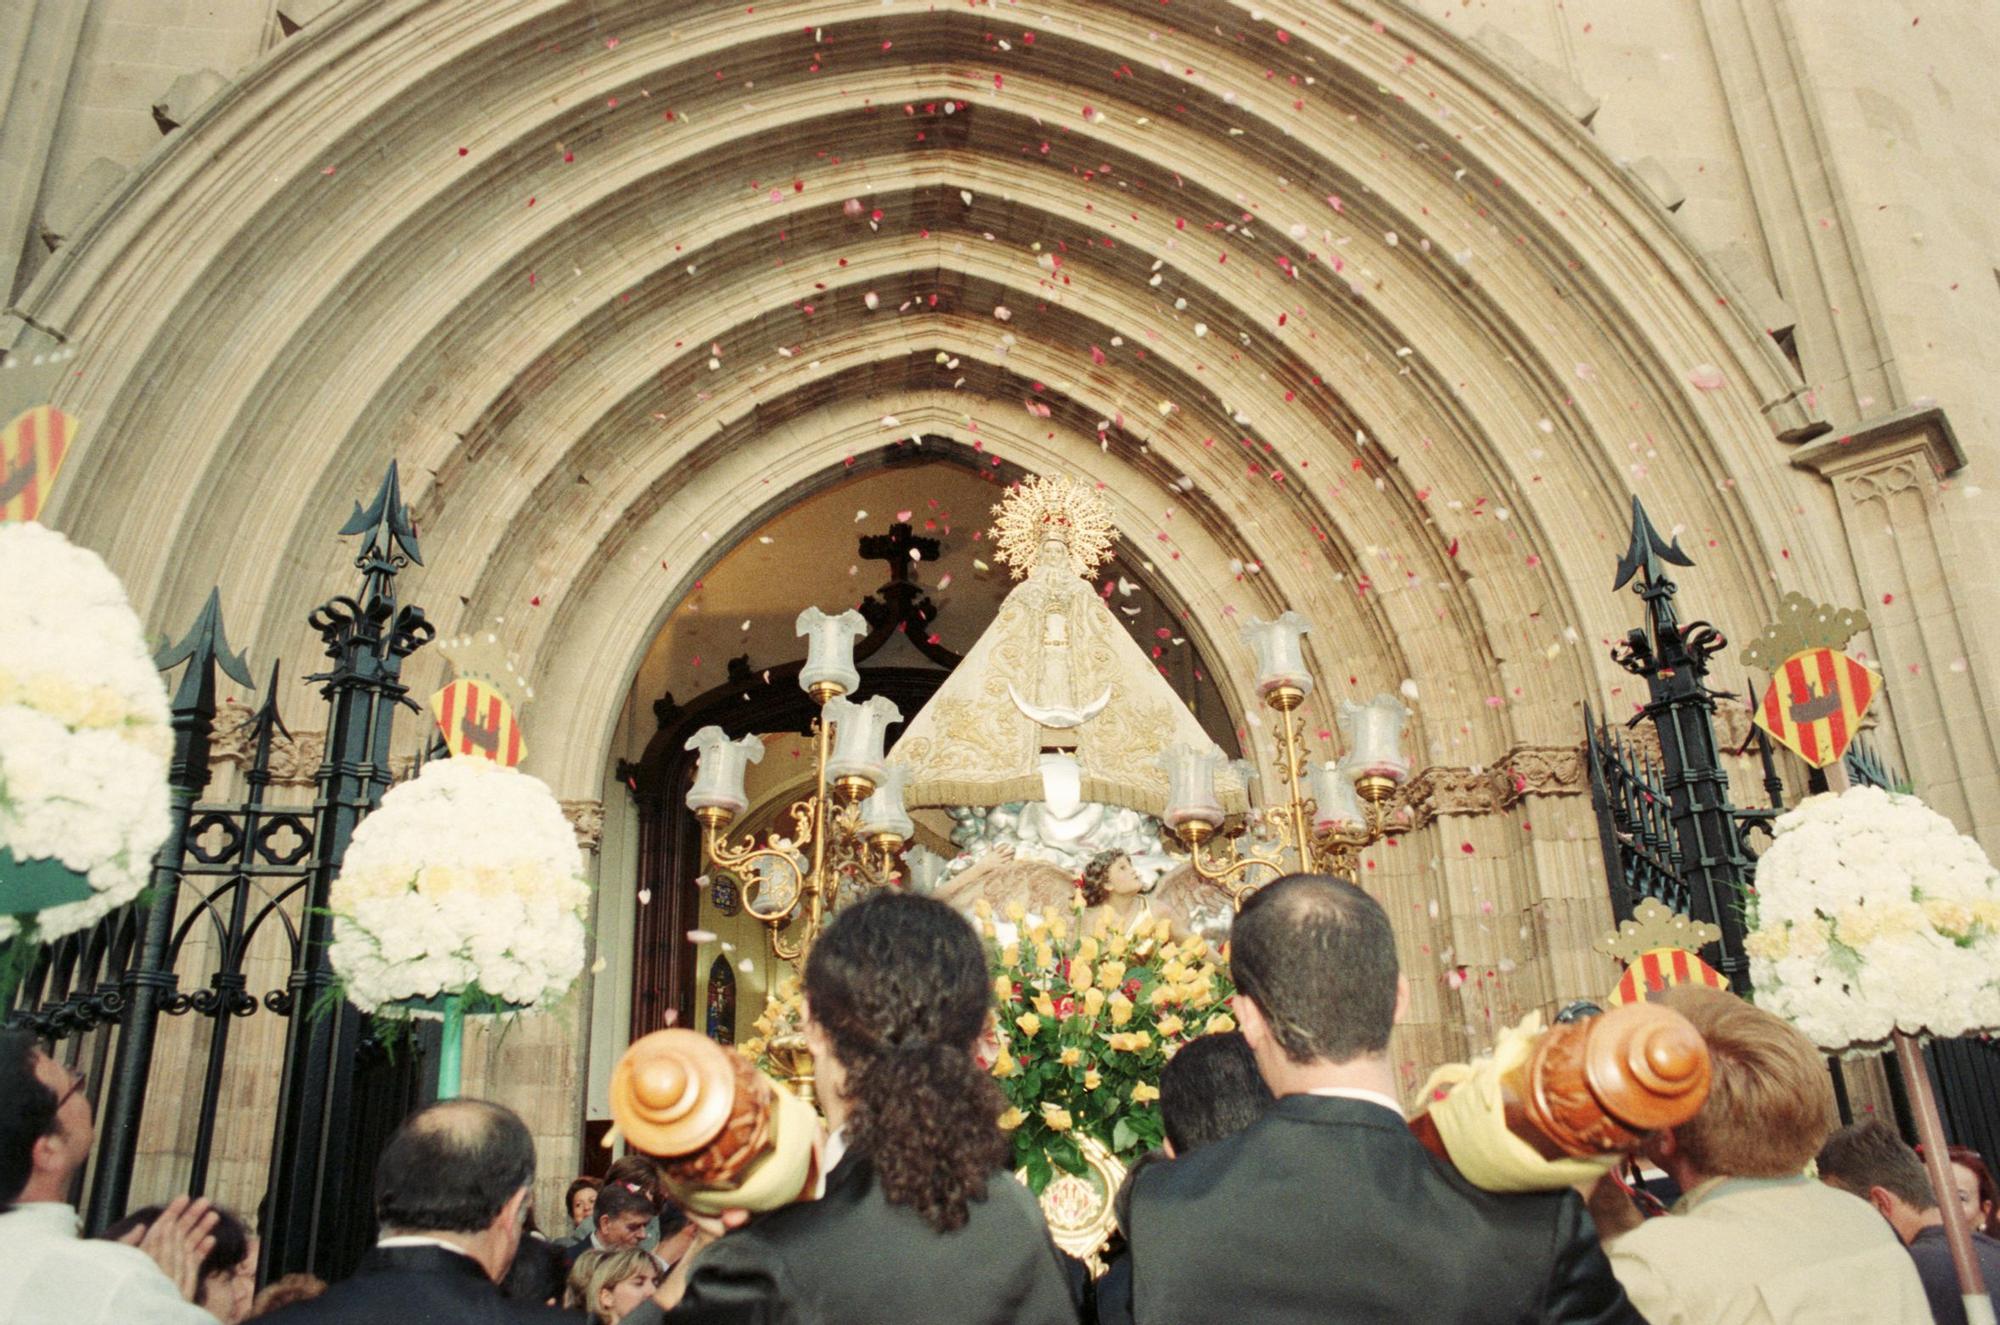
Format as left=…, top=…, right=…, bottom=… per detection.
left=1025, top=1135, right=1125, bottom=1270
left=683, top=607, right=906, bottom=962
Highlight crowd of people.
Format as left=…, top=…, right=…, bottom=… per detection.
left=5, top=874, right=2000, bottom=1323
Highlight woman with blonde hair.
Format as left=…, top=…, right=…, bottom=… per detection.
left=566, top=1247, right=661, bottom=1325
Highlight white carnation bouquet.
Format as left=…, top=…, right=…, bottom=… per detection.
left=328, top=756, right=590, bottom=1015
left=1745, top=784, right=2000, bottom=1054
left=0, top=522, right=171, bottom=945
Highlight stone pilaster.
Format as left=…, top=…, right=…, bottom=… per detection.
left=1793, top=407, right=1999, bottom=840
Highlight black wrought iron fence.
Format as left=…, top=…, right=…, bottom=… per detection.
left=4, top=463, right=434, bottom=1280
left=1586, top=499, right=2000, bottom=1165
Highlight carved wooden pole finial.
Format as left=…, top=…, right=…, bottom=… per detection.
left=610, top=1029, right=820, bottom=1215
left=1524, top=1001, right=1711, bottom=1156
left=1410, top=1001, right=1711, bottom=1184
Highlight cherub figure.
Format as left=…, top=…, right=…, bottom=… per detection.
left=1078, top=849, right=1193, bottom=942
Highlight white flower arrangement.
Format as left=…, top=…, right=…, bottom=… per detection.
left=328, top=756, right=590, bottom=1015
left=1745, top=784, right=2000, bottom=1054
left=0, top=522, right=171, bottom=944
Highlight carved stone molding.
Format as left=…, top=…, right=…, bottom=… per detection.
left=562, top=799, right=606, bottom=853
left=1399, top=745, right=1588, bottom=831
left=1792, top=403, right=1997, bottom=840
left=1502, top=745, right=1589, bottom=802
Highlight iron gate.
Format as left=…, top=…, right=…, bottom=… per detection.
left=1586, top=496, right=2000, bottom=1161
left=4, top=463, right=435, bottom=1280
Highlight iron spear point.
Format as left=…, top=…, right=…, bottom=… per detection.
left=154, top=587, right=254, bottom=709
left=1612, top=494, right=1694, bottom=593
left=244, top=657, right=292, bottom=745
left=339, top=460, right=423, bottom=568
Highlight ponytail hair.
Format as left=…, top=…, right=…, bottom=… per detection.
left=804, top=891, right=1010, bottom=1232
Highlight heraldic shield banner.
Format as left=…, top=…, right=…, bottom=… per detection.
left=431, top=677, right=527, bottom=767
left=1753, top=646, right=1878, bottom=769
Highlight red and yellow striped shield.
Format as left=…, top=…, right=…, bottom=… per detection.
left=1753, top=647, right=1877, bottom=769
left=0, top=406, right=75, bottom=523
left=1607, top=946, right=1728, bottom=1007
left=431, top=679, right=526, bottom=767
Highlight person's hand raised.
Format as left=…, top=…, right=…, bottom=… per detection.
left=117, top=1194, right=219, bottom=1302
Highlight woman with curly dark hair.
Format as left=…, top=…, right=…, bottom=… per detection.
left=635, top=891, right=1078, bottom=1324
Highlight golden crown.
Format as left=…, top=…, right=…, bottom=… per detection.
left=989, top=474, right=1116, bottom=580
left=1738, top=591, right=1869, bottom=672
left=1594, top=897, right=1721, bottom=965
left=436, top=631, right=534, bottom=703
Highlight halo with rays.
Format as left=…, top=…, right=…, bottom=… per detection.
left=989, top=474, right=1117, bottom=581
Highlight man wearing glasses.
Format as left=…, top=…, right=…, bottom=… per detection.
left=0, top=1029, right=219, bottom=1323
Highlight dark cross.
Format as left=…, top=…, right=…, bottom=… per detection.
left=855, top=521, right=959, bottom=668
left=857, top=522, right=940, bottom=588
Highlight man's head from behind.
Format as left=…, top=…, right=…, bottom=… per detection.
left=1816, top=1119, right=1938, bottom=1243
left=1, top=1030, right=92, bottom=1209
left=1644, top=985, right=1835, bottom=1184
left=1229, top=874, right=1404, bottom=1082
left=374, top=1099, right=536, bottom=1282
left=1158, top=1031, right=1275, bottom=1157
left=591, top=1181, right=656, bottom=1250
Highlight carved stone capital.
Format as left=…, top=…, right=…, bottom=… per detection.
left=1399, top=745, right=1588, bottom=830
left=1401, top=765, right=1506, bottom=831
left=562, top=799, right=606, bottom=853
left=1498, top=744, right=1588, bottom=804
left=1791, top=404, right=1965, bottom=506
left=210, top=714, right=324, bottom=787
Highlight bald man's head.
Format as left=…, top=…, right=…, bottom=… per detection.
left=374, top=1099, right=536, bottom=1235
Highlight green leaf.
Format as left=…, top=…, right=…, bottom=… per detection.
left=1112, top=1116, right=1137, bottom=1152
left=1024, top=1148, right=1053, bottom=1194
left=1048, top=1134, right=1087, bottom=1175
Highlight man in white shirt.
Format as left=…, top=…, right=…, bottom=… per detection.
left=1604, top=987, right=1932, bottom=1325
left=0, top=1029, right=218, bottom=1324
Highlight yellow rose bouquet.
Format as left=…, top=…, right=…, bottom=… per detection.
left=981, top=899, right=1236, bottom=1192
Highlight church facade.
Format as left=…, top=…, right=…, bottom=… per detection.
left=5, top=0, right=1996, bottom=1228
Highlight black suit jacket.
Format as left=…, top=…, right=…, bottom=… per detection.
left=1127, top=1095, right=1645, bottom=1325
left=263, top=1244, right=571, bottom=1324
left=626, top=1148, right=1079, bottom=1325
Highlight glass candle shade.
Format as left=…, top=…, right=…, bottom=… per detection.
left=1230, top=757, right=1262, bottom=811
left=857, top=765, right=915, bottom=841
left=1339, top=693, right=1412, bottom=783
left=1309, top=760, right=1366, bottom=834
left=748, top=854, right=798, bottom=915
left=684, top=727, right=765, bottom=818
left=796, top=606, right=869, bottom=697
left=1157, top=741, right=1227, bottom=830
left=1241, top=611, right=1315, bottom=701
left=824, top=695, right=903, bottom=786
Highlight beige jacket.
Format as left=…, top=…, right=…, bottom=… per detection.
left=1607, top=1174, right=1932, bottom=1325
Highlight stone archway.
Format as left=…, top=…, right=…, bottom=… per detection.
left=14, top=0, right=1932, bottom=1131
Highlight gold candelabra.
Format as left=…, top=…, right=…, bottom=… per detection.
left=686, top=611, right=912, bottom=962
left=1161, top=614, right=1413, bottom=907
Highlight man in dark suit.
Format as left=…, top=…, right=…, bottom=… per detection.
left=265, top=1099, right=568, bottom=1323
left=1098, top=1033, right=1273, bottom=1325
left=1126, top=874, right=1644, bottom=1324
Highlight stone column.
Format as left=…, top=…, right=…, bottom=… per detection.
left=1792, top=406, right=1998, bottom=841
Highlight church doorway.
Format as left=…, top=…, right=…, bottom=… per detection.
left=604, top=449, right=1235, bottom=1054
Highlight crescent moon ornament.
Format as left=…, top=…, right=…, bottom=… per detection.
left=1008, top=682, right=1114, bottom=729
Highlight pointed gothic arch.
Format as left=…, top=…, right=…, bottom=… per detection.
left=11, top=0, right=1915, bottom=1090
